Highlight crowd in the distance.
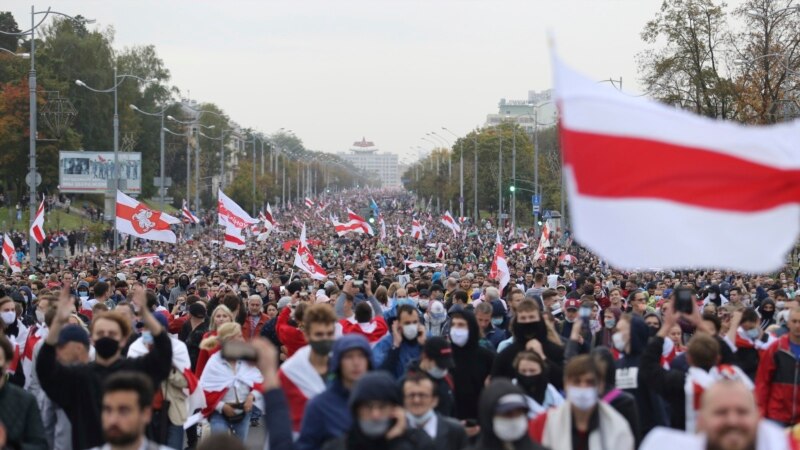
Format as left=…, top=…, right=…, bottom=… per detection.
left=0, top=190, right=796, bottom=450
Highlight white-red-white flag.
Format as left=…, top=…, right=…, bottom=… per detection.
left=30, top=200, right=45, bottom=245
left=555, top=55, right=800, bottom=272
left=396, top=223, right=405, bottom=238
left=224, top=223, right=247, bottom=250
left=490, top=232, right=510, bottom=292
left=533, top=222, right=551, bottom=262
left=510, top=243, right=529, bottom=251
left=218, top=190, right=259, bottom=228
left=404, top=260, right=443, bottom=269
left=441, top=211, right=461, bottom=235
left=182, top=199, right=200, bottom=224
left=305, top=197, right=314, bottom=208
left=116, top=191, right=181, bottom=244
left=411, top=219, right=423, bottom=240
left=346, top=208, right=374, bottom=235
left=261, top=203, right=277, bottom=231
left=120, top=253, right=163, bottom=266
left=2, top=234, right=21, bottom=273
left=435, top=243, right=445, bottom=260
left=559, top=254, right=578, bottom=266
left=294, top=224, right=327, bottom=280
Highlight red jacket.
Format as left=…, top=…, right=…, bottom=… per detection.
left=194, top=330, right=219, bottom=377
left=243, top=313, right=269, bottom=340
left=755, top=334, right=800, bottom=424
left=277, top=306, right=307, bottom=357
left=342, top=317, right=389, bottom=343
left=169, top=313, right=189, bottom=334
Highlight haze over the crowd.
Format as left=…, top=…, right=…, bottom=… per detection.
left=5, top=0, right=748, bottom=163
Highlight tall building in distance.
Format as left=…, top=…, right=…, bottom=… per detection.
left=338, top=137, right=400, bottom=187
left=484, top=89, right=558, bottom=133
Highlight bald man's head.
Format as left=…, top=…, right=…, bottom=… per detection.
left=697, top=381, right=758, bottom=450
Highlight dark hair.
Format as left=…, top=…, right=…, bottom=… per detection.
left=103, top=371, right=154, bottom=410
left=146, top=290, right=158, bottom=310
left=564, top=354, right=599, bottom=382
left=402, top=371, right=436, bottom=396
left=687, top=334, right=719, bottom=371
left=93, top=282, right=109, bottom=298
left=701, top=313, right=722, bottom=333
left=397, top=304, right=417, bottom=320
left=741, top=308, right=760, bottom=324
left=729, top=287, right=742, bottom=296
left=222, top=293, right=241, bottom=312
left=542, top=289, right=558, bottom=301
left=354, top=302, right=372, bottom=323
left=453, top=290, right=468, bottom=303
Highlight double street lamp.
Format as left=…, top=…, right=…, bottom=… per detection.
left=75, top=70, right=157, bottom=250
left=129, top=104, right=169, bottom=208
left=166, top=115, right=218, bottom=211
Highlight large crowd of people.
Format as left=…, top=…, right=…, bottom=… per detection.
left=0, top=189, right=797, bottom=450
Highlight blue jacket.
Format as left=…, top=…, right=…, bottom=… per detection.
left=372, top=333, right=421, bottom=379
left=296, top=380, right=351, bottom=450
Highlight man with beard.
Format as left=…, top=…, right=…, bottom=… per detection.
left=89, top=371, right=172, bottom=450
left=641, top=380, right=787, bottom=450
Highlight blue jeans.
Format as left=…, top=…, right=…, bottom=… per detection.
left=209, top=411, right=251, bottom=441
left=166, top=423, right=184, bottom=450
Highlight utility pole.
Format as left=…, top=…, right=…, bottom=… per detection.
left=473, top=135, right=478, bottom=223
left=498, top=137, right=503, bottom=225
left=512, top=130, right=516, bottom=233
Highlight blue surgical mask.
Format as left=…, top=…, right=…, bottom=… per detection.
left=396, top=297, right=414, bottom=307
left=746, top=328, right=760, bottom=339
left=491, top=317, right=504, bottom=327
left=605, top=318, right=616, bottom=329
left=141, top=331, right=154, bottom=345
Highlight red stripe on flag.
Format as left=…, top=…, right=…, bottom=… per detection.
left=561, top=128, right=800, bottom=212
left=32, top=227, right=44, bottom=244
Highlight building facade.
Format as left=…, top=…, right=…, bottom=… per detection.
left=484, top=89, right=558, bottom=133
left=338, top=138, right=400, bottom=187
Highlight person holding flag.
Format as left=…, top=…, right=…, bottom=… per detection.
left=294, top=224, right=327, bottom=280
left=182, top=199, right=200, bottom=225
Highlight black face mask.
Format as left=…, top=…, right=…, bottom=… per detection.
left=94, top=337, right=120, bottom=359
left=513, top=321, right=545, bottom=342
left=309, top=339, right=334, bottom=356
left=179, top=279, right=189, bottom=289
left=516, top=373, right=548, bottom=402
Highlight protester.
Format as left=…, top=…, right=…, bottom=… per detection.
left=755, top=305, right=800, bottom=426
left=470, top=378, right=547, bottom=450
left=402, top=371, right=468, bottom=450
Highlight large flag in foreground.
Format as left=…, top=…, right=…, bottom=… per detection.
left=554, top=56, right=800, bottom=272
left=116, top=191, right=181, bottom=243
left=294, top=224, right=327, bottom=280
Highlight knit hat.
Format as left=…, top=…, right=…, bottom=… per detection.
left=58, top=324, right=90, bottom=348
left=348, top=372, right=401, bottom=412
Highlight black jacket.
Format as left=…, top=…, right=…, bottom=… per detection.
left=591, top=347, right=641, bottom=445
left=491, top=321, right=564, bottom=390
left=615, top=316, right=668, bottom=436
left=322, top=428, right=436, bottom=450
left=450, top=310, right=494, bottom=421
left=469, top=378, right=549, bottom=450
left=430, top=414, right=468, bottom=450
left=404, top=360, right=455, bottom=417
left=640, top=335, right=687, bottom=431
left=37, top=331, right=173, bottom=450
left=0, top=381, right=47, bottom=449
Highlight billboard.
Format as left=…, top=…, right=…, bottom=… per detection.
left=59, top=151, right=142, bottom=194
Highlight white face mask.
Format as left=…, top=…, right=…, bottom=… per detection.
left=567, top=386, right=598, bottom=411
left=402, top=323, right=419, bottom=340
left=612, top=332, right=626, bottom=352
left=426, top=365, right=448, bottom=379
left=450, top=328, right=469, bottom=347
left=35, top=310, right=45, bottom=323
left=0, top=311, right=15, bottom=325
left=493, top=416, right=528, bottom=442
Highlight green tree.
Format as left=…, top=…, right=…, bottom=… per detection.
left=638, top=0, right=739, bottom=119
left=0, top=12, right=19, bottom=53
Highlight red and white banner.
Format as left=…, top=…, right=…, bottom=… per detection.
left=2, top=234, right=21, bottom=273
left=30, top=200, right=45, bottom=245
left=396, top=223, right=405, bottom=238
left=533, top=222, right=551, bottom=262
left=441, top=211, right=461, bottom=235
left=305, top=197, right=314, bottom=208
left=218, top=190, right=258, bottom=229
left=435, top=243, right=445, bottom=260
left=189, top=352, right=261, bottom=428
left=182, top=199, right=200, bottom=224
left=411, top=219, right=423, bottom=240
left=120, top=253, right=163, bottom=266
left=555, top=55, right=800, bottom=272
left=490, top=233, right=510, bottom=292
left=294, top=223, right=327, bottom=280
left=510, top=243, right=529, bottom=252
left=224, top=223, right=246, bottom=250
left=404, top=260, right=443, bottom=269
left=331, top=216, right=366, bottom=237
left=347, top=209, right=374, bottom=235
left=559, top=254, right=578, bottom=266
left=116, top=191, right=180, bottom=244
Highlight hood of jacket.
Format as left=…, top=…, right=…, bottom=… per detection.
left=450, top=309, right=481, bottom=350
left=477, top=378, right=534, bottom=449
left=348, top=371, right=401, bottom=413
left=628, top=314, right=649, bottom=356
left=330, top=334, right=372, bottom=376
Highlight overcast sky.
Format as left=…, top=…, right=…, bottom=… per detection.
left=6, top=0, right=745, bottom=163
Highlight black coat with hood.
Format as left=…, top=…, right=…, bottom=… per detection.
left=591, top=347, right=641, bottom=446
left=491, top=318, right=565, bottom=390
left=322, top=372, right=436, bottom=450
left=614, top=315, right=668, bottom=436
left=449, top=310, right=495, bottom=421
left=469, top=378, right=549, bottom=450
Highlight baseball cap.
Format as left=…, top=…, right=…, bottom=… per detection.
left=423, top=337, right=455, bottom=369
left=564, top=299, right=581, bottom=311
left=495, top=393, right=529, bottom=414
left=256, top=278, right=270, bottom=286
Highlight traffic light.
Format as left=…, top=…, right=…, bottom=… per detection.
left=509, top=185, right=515, bottom=193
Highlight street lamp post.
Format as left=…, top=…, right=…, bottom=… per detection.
left=441, top=127, right=463, bottom=220
left=473, top=134, right=478, bottom=222
left=76, top=71, right=156, bottom=250
left=129, top=104, right=169, bottom=208
left=1, top=7, right=92, bottom=263
left=167, top=112, right=223, bottom=209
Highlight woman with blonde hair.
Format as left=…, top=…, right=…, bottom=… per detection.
left=198, top=322, right=262, bottom=442
left=194, top=305, right=235, bottom=376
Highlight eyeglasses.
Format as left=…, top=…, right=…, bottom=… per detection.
left=403, top=392, right=432, bottom=400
